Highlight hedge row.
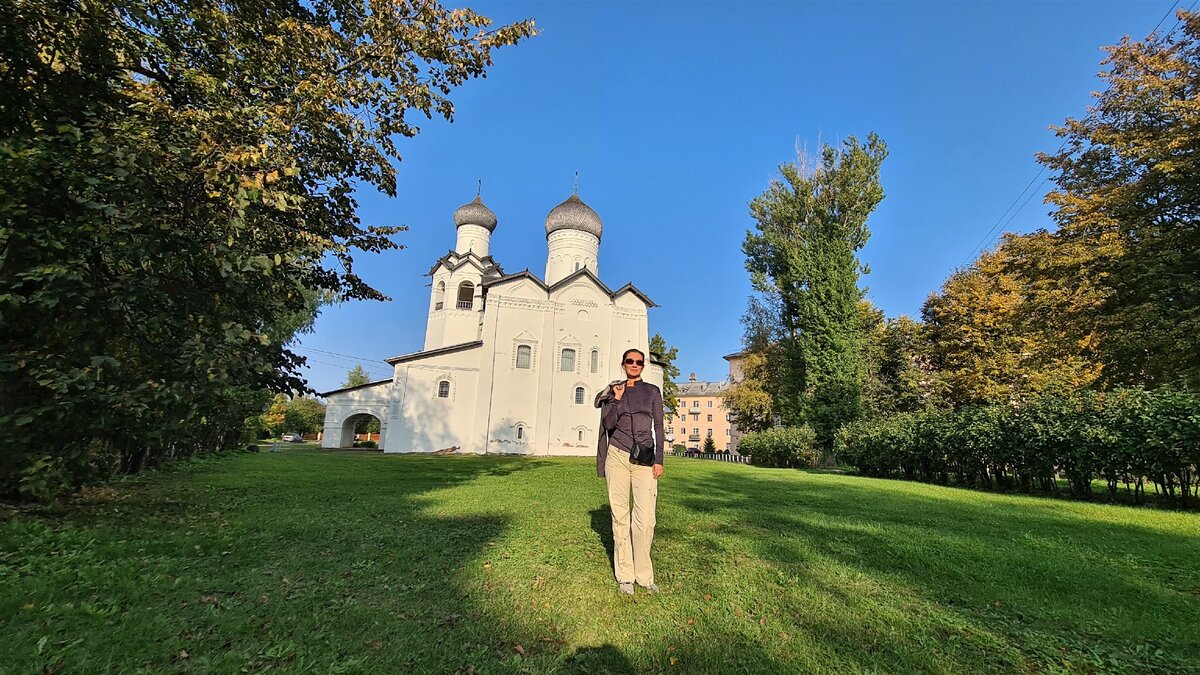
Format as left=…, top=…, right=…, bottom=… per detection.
left=738, top=426, right=820, bottom=468
left=835, top=387, right=1200, bottom=508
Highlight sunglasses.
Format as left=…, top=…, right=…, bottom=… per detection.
left=624, top=358, right=644, bottom=366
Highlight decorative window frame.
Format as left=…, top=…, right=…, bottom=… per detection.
left=512, top=332, right=539, bottom=371
left=558, top=334, right=582, bottom=373
left=512, top=420, right=531, bottom=443
left=432, top=372, right=457, bottom=401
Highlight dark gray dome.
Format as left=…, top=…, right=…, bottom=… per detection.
left=453, top=195, right=497, bottom=231
left=545, top=194, right=602, bottom=239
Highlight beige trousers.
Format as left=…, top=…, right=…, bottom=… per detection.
left=605, top=448, right=658, bottom=586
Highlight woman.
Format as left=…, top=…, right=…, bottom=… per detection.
left=594, top=348, right=664, bottom=595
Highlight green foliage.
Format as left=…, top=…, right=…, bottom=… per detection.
left=353, top=440, right=378, bottom=449
left=922, top=238, right=1101, bottom=407
left=0, top=0, right=534, bottom=500
left=650, top=333, right=681, bottom=415
left=837, top=386, right=1200, bottom=508
left=343, top=365, right=371, bottom=388
left=738, top=426, right=820, bottom=468
left=1037, top=10, right=1200, bottom=388
left=721, top=351, right=777, bottom=434
left=743, top=134, right=888, bottom=449
left=702, top=434, right=716, bottom=453
left=283, top=397, right=325, bottom=435
left=861, top=309, right=941, bottom=417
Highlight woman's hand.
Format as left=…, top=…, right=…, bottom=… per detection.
left=613, top=383, right=625, bottom=401
left=652, top=464, right=663, bottom=480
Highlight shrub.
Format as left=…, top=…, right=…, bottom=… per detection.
left=353, top=440, right=378, bottom=449
left=836, top=386, right=1200, bottom=508
left=739, top=427, right=819, bottom=468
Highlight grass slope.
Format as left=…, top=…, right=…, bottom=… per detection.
left=2, top=450, right=1199, bottom=674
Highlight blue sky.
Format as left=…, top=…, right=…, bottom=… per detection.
left=296, top=0, right=1177, bottom=393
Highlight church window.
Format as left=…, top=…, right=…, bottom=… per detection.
left=590, top=349, right=599, bottom=373
left=434, top=281, right=445, bottom=310
left=516, top=345, right=532, bottom=369
left=578, top=429, right=584, bottom=441
left=456, top=281, right=474, bottom=309
left=561, top=348, right=576, bottom=372
left=574, top=387, right=585, bottom=404
left=437, top=381, right=450, bottom=398
left=517, top=425, right=524, bottom=440
left=574, top=262, right=580, bottom=272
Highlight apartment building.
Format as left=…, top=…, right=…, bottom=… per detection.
left=666, top=373, right=737, bottom=452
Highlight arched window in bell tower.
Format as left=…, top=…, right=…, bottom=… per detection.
left=434, top=281, right=445, bottom=310
left=456, top=281, right=474, bottom=310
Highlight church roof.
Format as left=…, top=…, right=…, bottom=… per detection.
left=453, top=195, right=498, bottom=231
left=426, top=250, right=504, bottom=277
left=545, top=194, right=603, bottom=239
left=385, top=340, right=483, bottom=365
left=481, top=267, right=657, bottom=307
left=319, top=378, right=393, bottom=398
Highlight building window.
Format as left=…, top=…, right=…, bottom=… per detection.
left=680, top=400, right=686, bottom=408
left=561, top=348, right=576, bottom=372
left=706, top=414, right=712, bottom=421
left=578, top=429, right=584, bottom=441
left=516, top=344, right=532, bottom=369
left=434, top=281, right=445, bottom=310
left=574, top=262, right=580, bottom=272
left=437, top=381, right=450, bottom=398
left=679, top=414, right=686, bottom=422
left=707, top=428, right=713, bottom=436
left=590, top=349, right=599, bottom=373
left=574, top=387, right=585, bottom=405
left=517, top=425, right=524, bottom=440
left=692, top=401, right=699, bottom=409
left=456, top=281, right=474, bottom=309
left=726, top=428, right=731, bottom=436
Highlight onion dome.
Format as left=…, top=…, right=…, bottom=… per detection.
left=453, top=195, right=497, bottom=232
left=545, top=194, right=603, bottom=239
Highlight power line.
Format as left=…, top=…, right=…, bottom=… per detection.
left=958, top=0, right=1190, bottom=267
left=293, top=345, right=392, bottom=365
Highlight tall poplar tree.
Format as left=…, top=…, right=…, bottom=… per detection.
left=743, top=134, right=887, bottom=449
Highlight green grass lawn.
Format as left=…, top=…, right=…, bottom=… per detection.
left=2, top=451, right=1199, bottom=674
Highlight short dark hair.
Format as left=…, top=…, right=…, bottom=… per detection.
left=622, top=348, right=645, bottom=362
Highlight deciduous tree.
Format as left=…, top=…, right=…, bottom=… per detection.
left=743, top=134, right=888, bottom=448
left=0, top=0, right=535, bottom=500
left=1038, top=10, right=1200, bottom=387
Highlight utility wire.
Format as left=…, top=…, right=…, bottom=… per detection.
left=293, top=345, right=392, bottom=365
left=957, top=0, right=1190, bottom=267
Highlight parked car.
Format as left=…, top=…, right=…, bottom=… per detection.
left=281, top=433, right=303, bottom=442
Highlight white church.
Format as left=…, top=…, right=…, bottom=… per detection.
left=319, top=191, right=664, bottom=455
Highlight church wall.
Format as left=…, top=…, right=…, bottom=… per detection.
left=476, top=286, right=553, bottom=455
left=544, top=279, right=614, bottom=455
left=386, top=346, right=482, bottom=453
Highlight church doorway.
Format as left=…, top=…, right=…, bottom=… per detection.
left=337, top=412, right=385, bottom=450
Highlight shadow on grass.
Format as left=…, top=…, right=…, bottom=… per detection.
left=1, top=453, right=579, bottom=672
left=669, top=467, right=1200, bottom=672
left=589, top=505, right=615, bottom=574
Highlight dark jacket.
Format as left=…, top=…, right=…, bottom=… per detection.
left=594, top=379, right=666, bottom=477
